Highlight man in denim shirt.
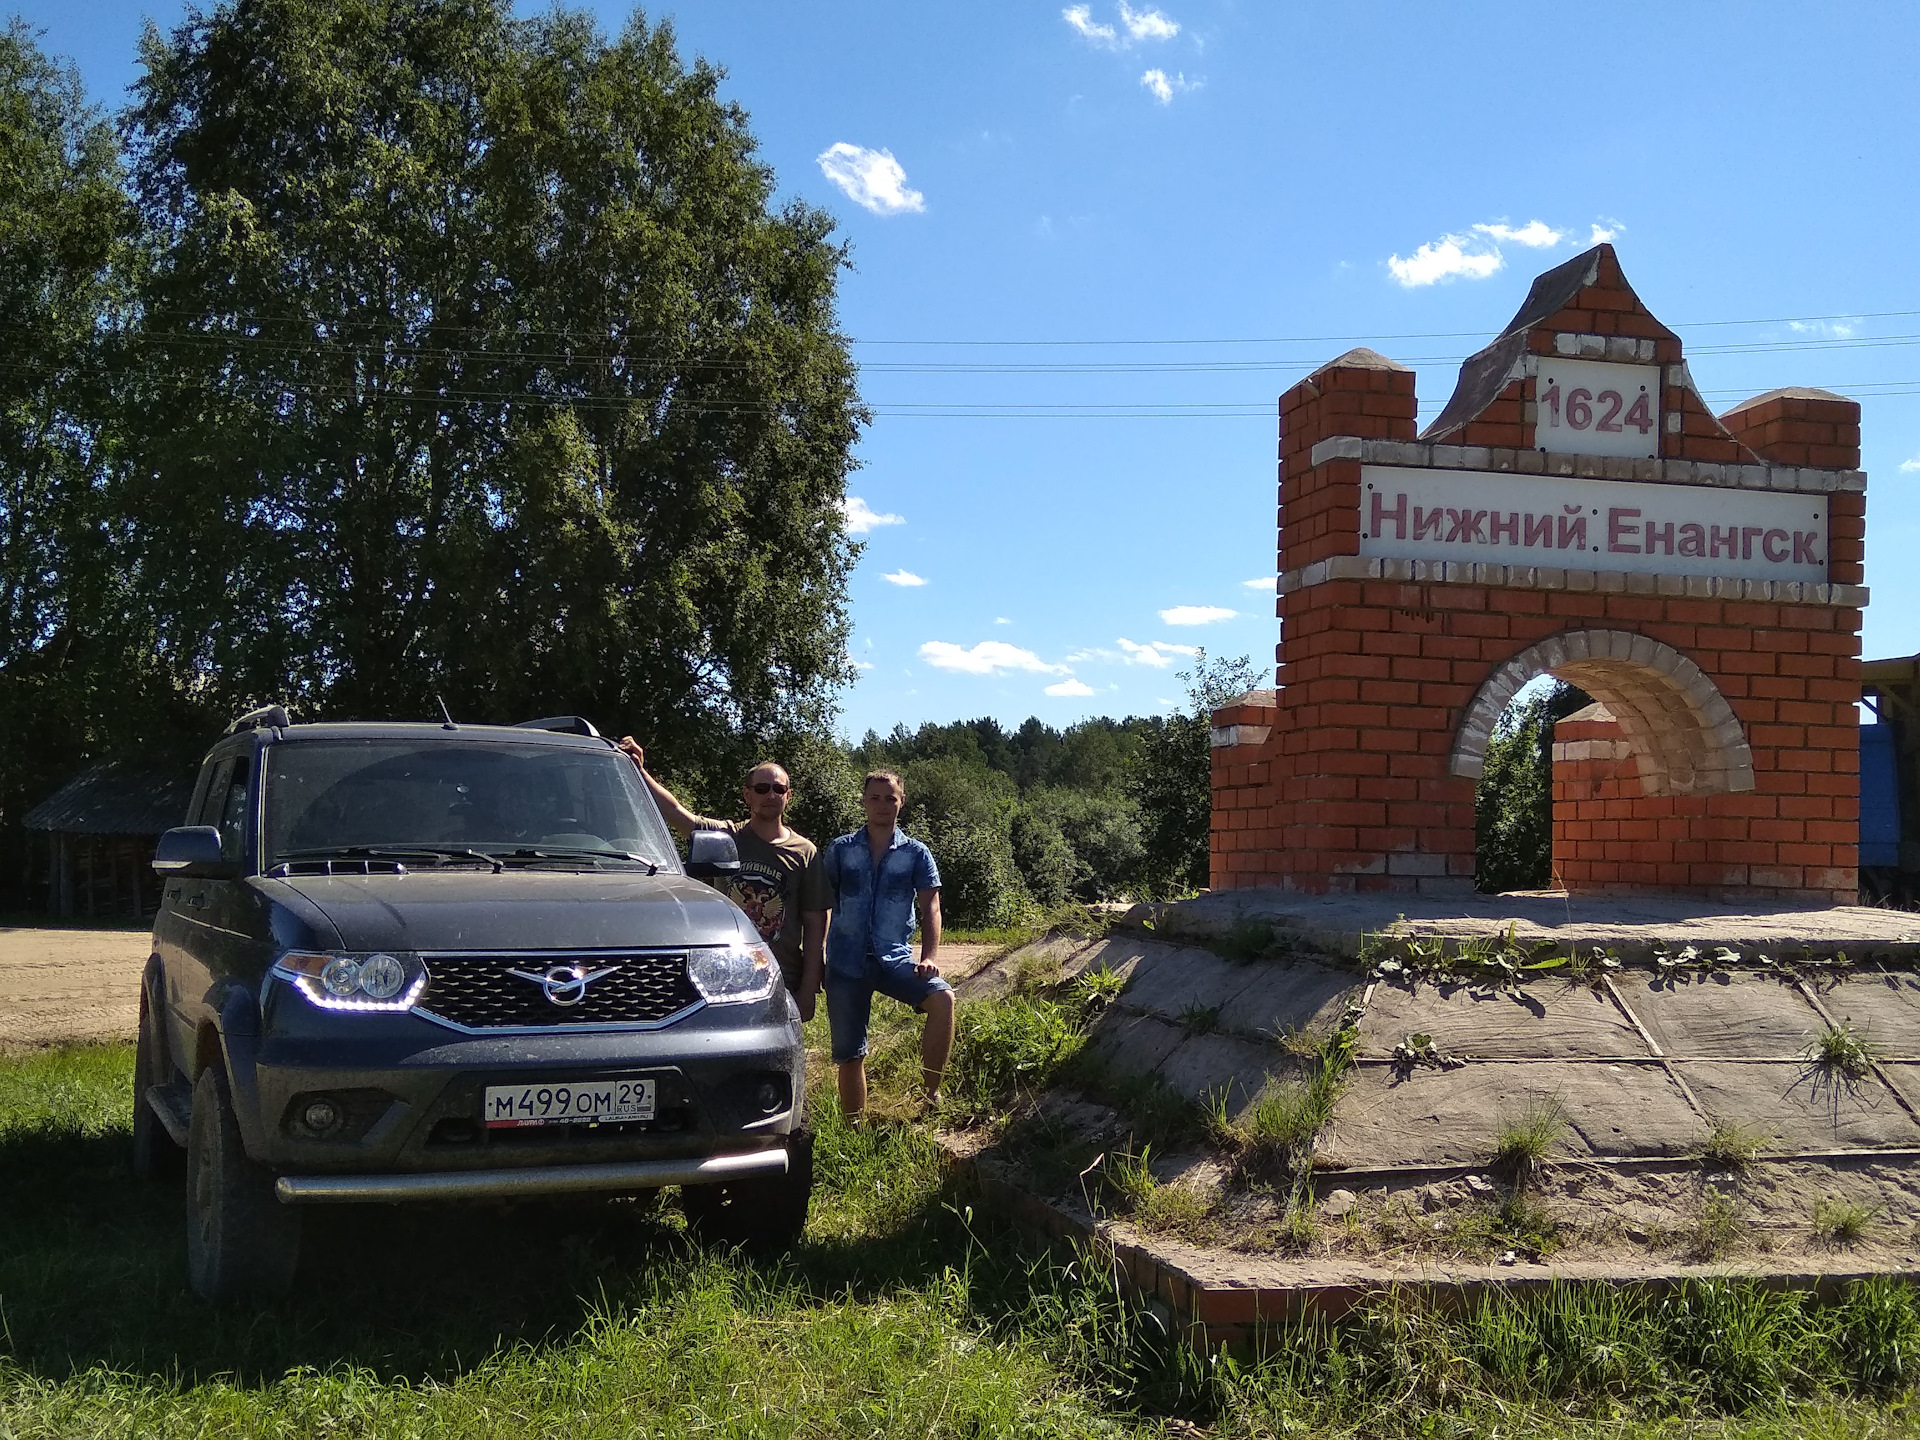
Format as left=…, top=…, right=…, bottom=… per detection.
left=820, top=769, right=955, bottom=1121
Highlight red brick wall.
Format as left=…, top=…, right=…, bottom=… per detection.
left=1211, top=245, right=1865, bottom=904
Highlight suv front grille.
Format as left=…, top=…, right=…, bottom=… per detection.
left=416, top=951, right=701, bottom=1030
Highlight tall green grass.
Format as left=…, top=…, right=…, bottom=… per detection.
left=6, top=1041, right=1920, bottom=1438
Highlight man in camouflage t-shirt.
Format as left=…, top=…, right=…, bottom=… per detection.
left=617, top=739, right=828, bottom=1020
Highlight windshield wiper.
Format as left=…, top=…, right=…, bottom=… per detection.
left=495, top=847, right=660, bottom=875
left=275, top=845, right=504, bottom=872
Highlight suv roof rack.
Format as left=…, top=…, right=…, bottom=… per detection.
left=514, top=715, right=601, bottom=737
left=223, top=704, right=292, bottom=737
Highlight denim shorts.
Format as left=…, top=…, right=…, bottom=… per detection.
left=826, top=953, right=953, bottom=1064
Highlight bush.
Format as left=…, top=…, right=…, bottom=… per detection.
left=1475, top=681, right=1591, bottom=893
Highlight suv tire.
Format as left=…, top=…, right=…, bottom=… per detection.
left=131, top=989, right=184, bottom=1180
left=186, top=1064, right=302, bottom=1300
left=682, top=1126, right=814, bottom=1250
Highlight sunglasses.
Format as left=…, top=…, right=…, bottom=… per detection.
left=749, top=782, right=790, bottom=795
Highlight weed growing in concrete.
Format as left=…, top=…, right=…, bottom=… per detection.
left=1492, top=1095, right=1569, bottom=1187
left=1069, top=965, right=1126, bottom=1013
left=946, top=995, right=1084, bottom=1117
left=1215, top=919, right=1279, bottom=962
left=1177, top=1001, right=1219, bottom=1036
left=1138, top=1179, right=1222, bottom=1247
left=1697, top=1122, right=1771, bottom=1171
left=1690, top=1185, right=1745, bottom=1260
left=1099, top=1145, right=1158, bottom=1215
left=1815, top=1197, right=1883, bottom=1248
left=1805, top=1020, right=1883, bottom=1081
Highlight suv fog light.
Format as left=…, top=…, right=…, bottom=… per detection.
left=303, top=1098, right=341, bottom=1133
left=688, top=942, right=777, bottom=1004
left=755, top=1079, right=783, bottom=1113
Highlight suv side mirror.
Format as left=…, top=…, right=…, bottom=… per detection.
left=685, top=828, right=742, bottom=883
left=153, top=825, right=240, bottom=879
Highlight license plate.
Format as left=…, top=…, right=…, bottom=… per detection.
left=483, top=1078, right=656, bottom=1129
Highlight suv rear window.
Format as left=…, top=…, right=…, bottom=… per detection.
left=262, top=740, right=678, bottom=869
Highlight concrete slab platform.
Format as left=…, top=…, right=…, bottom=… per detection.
left=1815, top=974, right=1920, bottom=1057
left=1618, top=974, right=1825, bottom=1059
left=1674, top=1060, right=1920, bottom=1149
left=1119, top=943, right=1261, bottom=1022
left=1131, top=888, right=1920, bottom=963
left=1083, top=1009, right=1185, bottom=1078
left=1214, top=962, right=1357, bottom=1045
left=1359, top=980, right=1647, bottom=1059
left=1325, top=1061, right=1705, bottom=1168
left=1155, top=1032, right=1284, bottom=1116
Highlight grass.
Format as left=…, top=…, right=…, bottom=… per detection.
left=1492, top=1095, right=1569, bottom=1187
left=1815, top=1197, right=1884, bottom=1248
left=1804, top=1020, right=1885, bottom=1082
left=1175, top=1001, right=1218, bottom=1035
left=1691, top=1185, right=1748, bottom=1260
left=9, top=1036, right=1920, bottom=1436
left=1698, top=1122, right=1773, bottom=1172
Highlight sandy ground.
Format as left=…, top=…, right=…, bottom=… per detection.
left=0, top=925, right=152, bottom=1049
left=0, top=928, right=1002, bottom=1052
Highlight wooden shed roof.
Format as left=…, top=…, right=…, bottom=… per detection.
left=21, top=766, right=195, bottom=836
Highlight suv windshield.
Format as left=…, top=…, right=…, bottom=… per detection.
left=263, top=739, right=678, bottom=870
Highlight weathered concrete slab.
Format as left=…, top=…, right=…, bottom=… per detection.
left=1083, top=1009, right=1185, bottom=1078
left=1813, top=974, right=1920, bottom=1057
left=1129, top=888, right=1920, bottom=963
left=1215, top=961, right=1357, bottom=1045
left=1359, top=980, right=1647, bottom=1059
left=1154, top=1032, right=1285, bottom=1117
left=1620, top=974, right=1825, bottom=1059
left=1674, top=1060, right=1920, bottom=1150
left=1324, top=1060, right=1704, bottom=1168
left=1120, top=943, right=1265, bottom=1022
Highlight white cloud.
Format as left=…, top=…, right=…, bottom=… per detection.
left=1241, top=575, right=1277, bottom=592
left=1120, top=2, right=1179, bottom=39
left=994, top=616, right=1011, bottom=625
left=1589, top=220, right=1623, bottom=245
left=1387, top=233, right=1504, bottom=288
left=919, top=640, right=1068, bottom=675
left=882, top=569, right=927, bottom=587
left=1159, top=605, right=1237, bottom=625
left=840, top=496, right=904, bottom=533
left=1066, top=2, right=1177, bottom=47
left=1117, top=637, right=1174, bottom=667
left=1062, top=4, right=1118, bottom=44
left=1789, top=318, right=1860, bottom=339
left=1474, top=219, right=1563, bottom=248
left=1139, top=68, right=1199, bottom=103
left=816, top=143, right=925, bottom=216
left=1153, top=641, right=1198, bottom=656
left=852, top=659, right=875, bottom=672
left=1045, top=678, right=1097, bottom=697
left=1901, top=455, right=1920, bottom=474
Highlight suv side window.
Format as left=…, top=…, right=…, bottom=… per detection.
left=194, top=758, right=234, bottom=827
left=217, top=756, right=252, bottom=866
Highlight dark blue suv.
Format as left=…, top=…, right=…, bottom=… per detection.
left=133, top=709, right=810, bottom=1299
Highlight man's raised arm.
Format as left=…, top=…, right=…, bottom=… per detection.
left=616, top=737, right=711, bottom=836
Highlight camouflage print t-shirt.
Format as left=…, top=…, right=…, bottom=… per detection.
left=692, top=820, right=828, bottom=986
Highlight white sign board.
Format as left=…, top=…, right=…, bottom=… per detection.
left=1359, top=466, right=1827, bottom=584
left=1534, top=358, right=1660, bottom=458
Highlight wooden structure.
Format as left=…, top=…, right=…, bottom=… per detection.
left=22, top=766, right=195, bottom=920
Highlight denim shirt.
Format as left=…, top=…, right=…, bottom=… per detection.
left=821, top=827, right=941, bottom=976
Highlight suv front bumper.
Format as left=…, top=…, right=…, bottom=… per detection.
left=275, top=1146, right=787, bottom=1203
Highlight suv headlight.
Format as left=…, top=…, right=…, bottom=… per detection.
left=273, top=951, right=428, bottom=1011
left=687, top=941, right=776, bottom=1004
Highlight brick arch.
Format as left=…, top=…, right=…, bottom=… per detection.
left=1450, top=629, right=1756, bottom=797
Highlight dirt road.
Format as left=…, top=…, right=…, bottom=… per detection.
left=0, top=925, right=151, bottom=1049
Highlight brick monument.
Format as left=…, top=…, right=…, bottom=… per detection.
left=1210, top=244, right=1867, bottom=903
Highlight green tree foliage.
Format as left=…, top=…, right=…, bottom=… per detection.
left=1130, top=650, right=1260, bottom=897
left=0, top=25, right=146, bottom=881
left=1474, top=680, right=1593, bottom=893
left=120, top=0, right=862, bottom=768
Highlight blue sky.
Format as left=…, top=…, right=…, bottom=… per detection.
left=20, top=2, right=1920, bottom=739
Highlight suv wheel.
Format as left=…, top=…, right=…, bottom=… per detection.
left=682, top=1127, right=814, bottom=1250
left=131, top=989, right=184, bottom=1180
left=186, top=1064, right=302, bottom=1300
